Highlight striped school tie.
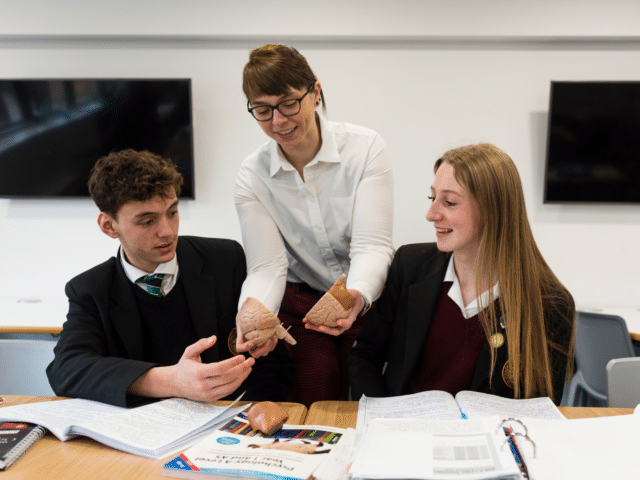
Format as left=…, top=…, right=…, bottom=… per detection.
left=136, top=273, right=166, bottom=298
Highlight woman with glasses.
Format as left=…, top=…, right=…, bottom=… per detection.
left=234, top=44, right=394, bottom=406
left=348, top=144, right=575, bottom=405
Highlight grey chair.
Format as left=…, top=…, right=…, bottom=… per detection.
left=564, top=312, right=636, bottom=407
left=606, top=357, right=640, bottom=408
left=0, top=339, right=57, bottom=396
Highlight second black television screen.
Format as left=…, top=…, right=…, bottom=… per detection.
left=544, top=81, right=640, bottom=204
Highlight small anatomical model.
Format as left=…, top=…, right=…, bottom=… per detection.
left=247, top=401, right=289, bottom=435
left=305, top=274, right=355, bottom=327
left=237, top=297, right=296, bottom=347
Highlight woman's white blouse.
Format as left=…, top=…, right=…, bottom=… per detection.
left=235, top=114, right=394, bottom=314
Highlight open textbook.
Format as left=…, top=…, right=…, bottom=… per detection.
left=351, top=416, right=522, bottom=480
left=163, top=411, right=355, bottom=480
left=0, top=397, right=248, bottom=459
left=356, top=390, right=565, bottom=430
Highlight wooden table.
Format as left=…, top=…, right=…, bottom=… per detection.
left=304, top=400, right=635, bottom=428
left=0, top=395, right=307, bottom=480
left=1, top=396, right=634, bottom=479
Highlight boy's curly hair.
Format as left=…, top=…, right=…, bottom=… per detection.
left=88, top=149, right=183, bottom=218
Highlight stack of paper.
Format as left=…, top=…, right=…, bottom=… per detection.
left=351, top=416, right=522, bottom=480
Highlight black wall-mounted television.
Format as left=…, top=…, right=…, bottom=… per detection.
left=544, top=81, right=640, bottom=204
left=0, top=79, right=194, bottom=199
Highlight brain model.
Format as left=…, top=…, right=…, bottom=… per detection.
left=305, top=275, right=355, bottom=327
left=237, top=297, right=296, bottom=347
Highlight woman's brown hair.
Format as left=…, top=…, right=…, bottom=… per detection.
left=435, top=144, right=575, bottom=402
left=242, top=43, right=326, bottom=112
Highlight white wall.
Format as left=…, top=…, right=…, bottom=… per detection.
left=3, top=0, right=640, bottom=37
left=2, top=1, right=640, bottom=321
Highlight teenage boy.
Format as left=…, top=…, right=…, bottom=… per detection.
left=47, top=149, right=293, bottom=407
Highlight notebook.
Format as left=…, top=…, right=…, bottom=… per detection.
left=0, top=421, right=46, bottom=470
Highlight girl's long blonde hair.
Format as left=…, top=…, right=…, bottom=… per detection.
left=435, top=144, right=575, bottom=401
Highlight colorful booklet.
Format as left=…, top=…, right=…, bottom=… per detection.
left=0, top=422, right=46, bottom=470
left=163, top=412, right=351, bottom=480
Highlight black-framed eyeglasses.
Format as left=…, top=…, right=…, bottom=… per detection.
left=247, top=84, right=314, bottom=122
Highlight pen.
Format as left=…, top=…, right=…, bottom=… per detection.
left=505, top=426, right=530, bottom=479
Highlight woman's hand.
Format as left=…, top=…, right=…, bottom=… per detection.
left=236, top=316, right=279, bottom=358
left=303, top=289, right=365, bottom=336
